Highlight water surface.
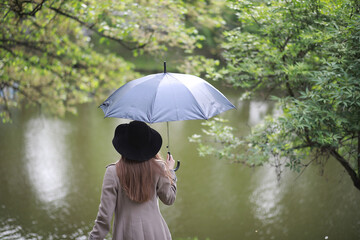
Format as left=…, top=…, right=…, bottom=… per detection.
left=0, top=91, right=359, bottom=240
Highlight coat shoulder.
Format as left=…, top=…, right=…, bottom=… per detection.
left=155, top=159, right=166, bottom=169
left=106, top=162, right=117, bottom=168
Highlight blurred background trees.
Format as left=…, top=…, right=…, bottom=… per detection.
left=0, top=0, right=228, bottom=121
left=1, top=0, right=360, bottom=190
left=190, top=0, right=360, bottom=190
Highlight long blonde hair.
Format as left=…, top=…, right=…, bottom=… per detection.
left=116, top=154, right=173, bottom=203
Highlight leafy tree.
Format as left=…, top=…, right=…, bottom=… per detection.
left=191, top=0, right=360, bottom=190
left=0, top=0, right=226, bottom=122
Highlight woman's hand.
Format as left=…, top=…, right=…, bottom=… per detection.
left=166, top=153, right=175, bottom=170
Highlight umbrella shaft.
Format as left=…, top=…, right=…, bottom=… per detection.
left=167, top=121, right=170, bottom=153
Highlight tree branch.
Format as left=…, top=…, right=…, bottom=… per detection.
left=330, top=148, right=360, bottom=190
left=0, top=38, right=62, bottom=60
left=27, top=0, right=46, bottom=17
left=10, top=0, right=46, bottom=18
left=0, top=38, right=52, bottom=46
left=0, top=44, right=16, bottom=56
left=294, top=157, right=316, bottom=181
left=296, top=44, right=316, bottom=60
left=280, top=34, right=292, bottom=52
left=47, top=6, right=146, bottom=51
left=358, top=131, right=360, bottom=178
left=250, top=14, right=261, bottom=28
left=285, top=76, right=295, bottom=97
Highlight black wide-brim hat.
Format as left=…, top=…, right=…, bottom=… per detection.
left=112, top=121, right=162, bottom=162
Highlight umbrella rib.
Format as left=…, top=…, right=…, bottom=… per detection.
left=148, top=74, right=164, bottom=123
left=167, top=73, right=208, bottom=120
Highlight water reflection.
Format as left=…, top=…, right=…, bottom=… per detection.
left=250, top=167, right=284, bottom=225
left=24, top=117, right=71, bottom=207
left=1, top=101, right=359, bottom=240
left=248, top=101, right=270, bottom=126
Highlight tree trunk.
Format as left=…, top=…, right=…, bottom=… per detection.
left=330, top=148, right=360, bottom=191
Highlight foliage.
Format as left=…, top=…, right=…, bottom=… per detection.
left=0, top=0, right=227, bottom=122
left=215, top=0, right=343, bottom=97
left=189, top=118, right=244, bottom=162
left=191, top=0, right=360, bottom=190
left=190, top=117, right=272, bottom=167
left=176, top=55, right=220, bottom=78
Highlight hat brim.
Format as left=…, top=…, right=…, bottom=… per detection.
left=112, top=123, right=162, bottom=162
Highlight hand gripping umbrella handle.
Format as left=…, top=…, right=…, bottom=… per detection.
left=168, top=151, right=180, bottom=172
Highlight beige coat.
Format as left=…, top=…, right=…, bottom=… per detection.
left=89, top=162, right=177, bottom=240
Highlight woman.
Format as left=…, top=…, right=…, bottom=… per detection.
left=89, top=120, right=177, bottom=240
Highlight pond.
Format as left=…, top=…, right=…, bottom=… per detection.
left=0, top=87, right=359, bottom=240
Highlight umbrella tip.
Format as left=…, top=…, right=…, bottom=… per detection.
left=164, top=61, right=166, bottom=73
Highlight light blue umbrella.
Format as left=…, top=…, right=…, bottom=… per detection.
left=100, top=62, right=235, bottom=170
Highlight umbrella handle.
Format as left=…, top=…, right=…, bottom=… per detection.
left=168, top=151, right=180, bottom=172
left=174, top=160, right=180, bottom=172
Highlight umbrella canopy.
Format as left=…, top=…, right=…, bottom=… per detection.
left=100, top=71, right=235, bottom=123
left=100, top=63, right=235, bottom=171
